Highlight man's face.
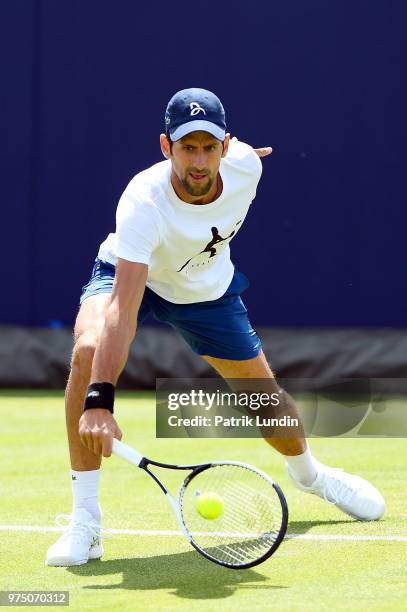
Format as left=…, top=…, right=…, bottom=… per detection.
left=162, top=131, right=229, bottom=198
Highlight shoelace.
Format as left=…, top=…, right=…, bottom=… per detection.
left=55, top=514, right=112, bottom=544
left=320, top=468, right=365, bottom=506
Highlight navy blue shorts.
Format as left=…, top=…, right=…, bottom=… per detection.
left=80, top=258, right=261, bottom=360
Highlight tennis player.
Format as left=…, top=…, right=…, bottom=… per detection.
left=46, top=88, right=385, bottom=566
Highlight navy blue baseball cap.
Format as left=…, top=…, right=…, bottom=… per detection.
left=165, top=87, right=226, bottom=142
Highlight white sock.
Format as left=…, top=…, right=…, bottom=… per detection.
left=284, top=447, right=319, bottom=486
left=71, top=469, right=101, bottom=522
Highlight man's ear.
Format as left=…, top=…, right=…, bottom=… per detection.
left=221, top=133, right=231, bottom=157
left=160, top=133, right=171, bottom=159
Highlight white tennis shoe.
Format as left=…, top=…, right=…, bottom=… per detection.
left=287, top=462, right=385, bottom=521
left=46, top=508, right=109, bottom=566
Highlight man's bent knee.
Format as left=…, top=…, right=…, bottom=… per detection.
left=71, top=330, right=100, bottom=371
left=70, top=294, right=110, bottom=371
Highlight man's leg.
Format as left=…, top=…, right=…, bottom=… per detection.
left=202, top=350, right=385, bottom=521
left=46, top=293, right=111, bottom=566
left=202, top=350, right=317, bottom=481
left=66, top=294, right=111, bottom=471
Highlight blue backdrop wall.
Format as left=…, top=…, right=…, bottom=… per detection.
left=2, top=1, right=405, bottom=327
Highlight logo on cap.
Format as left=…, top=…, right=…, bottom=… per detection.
left=190, top=102, right=206, bottom=116
left=165, top=88, right=226, bottom=141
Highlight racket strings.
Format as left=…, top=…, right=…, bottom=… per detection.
left=179, top=464, right=284, bottom=567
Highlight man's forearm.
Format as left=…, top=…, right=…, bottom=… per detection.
left=90, top=303, right=137, bottom=385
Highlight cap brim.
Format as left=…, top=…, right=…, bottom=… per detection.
left=169, top=120, right=226, bottom=142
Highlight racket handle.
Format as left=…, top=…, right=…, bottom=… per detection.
left=112, top=439, right=144, bottom=467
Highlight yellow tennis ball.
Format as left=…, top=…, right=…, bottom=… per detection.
left=195, top=492, right=224, bottom=520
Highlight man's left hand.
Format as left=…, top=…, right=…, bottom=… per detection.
left=254, top=146, right=272, bottom=157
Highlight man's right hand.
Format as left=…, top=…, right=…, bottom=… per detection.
left=79, top=409, right=123, bottom=458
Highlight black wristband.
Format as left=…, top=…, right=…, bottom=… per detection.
left=84, top=382, right=115, bottom=413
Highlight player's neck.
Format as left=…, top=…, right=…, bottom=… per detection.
left=171, top=172, right=222, bottom=205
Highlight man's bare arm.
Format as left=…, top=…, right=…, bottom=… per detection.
left=90, top=258, right=147, bottom=384
left=79, top=258, right=148, bottom=457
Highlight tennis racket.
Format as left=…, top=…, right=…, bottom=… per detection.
left=112, top=439, right=288, bottom=569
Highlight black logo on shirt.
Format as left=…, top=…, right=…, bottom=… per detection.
left=177, top=221, right=242, bottom=273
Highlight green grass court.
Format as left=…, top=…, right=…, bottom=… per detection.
left=1, top=390, right=406, bottom=611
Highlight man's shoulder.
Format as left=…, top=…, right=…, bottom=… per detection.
left=222, top=138, right=262, bottom=177
left=124, top=159, right=170, bottom=205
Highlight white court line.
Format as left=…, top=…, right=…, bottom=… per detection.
left=0, top=525, right=406, bottom=542
left=285, top=534, right=407, bottom=542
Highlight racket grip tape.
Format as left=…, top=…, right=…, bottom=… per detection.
left=112, top=439, right=144, bottom=467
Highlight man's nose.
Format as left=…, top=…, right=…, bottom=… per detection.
left=193, top=149, right=207, bottom=169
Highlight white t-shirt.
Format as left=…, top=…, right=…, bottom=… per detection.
left=98, top=138, right=262, bottom=304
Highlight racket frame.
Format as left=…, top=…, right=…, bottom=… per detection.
left=112, top=439, right=288, bottom=569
